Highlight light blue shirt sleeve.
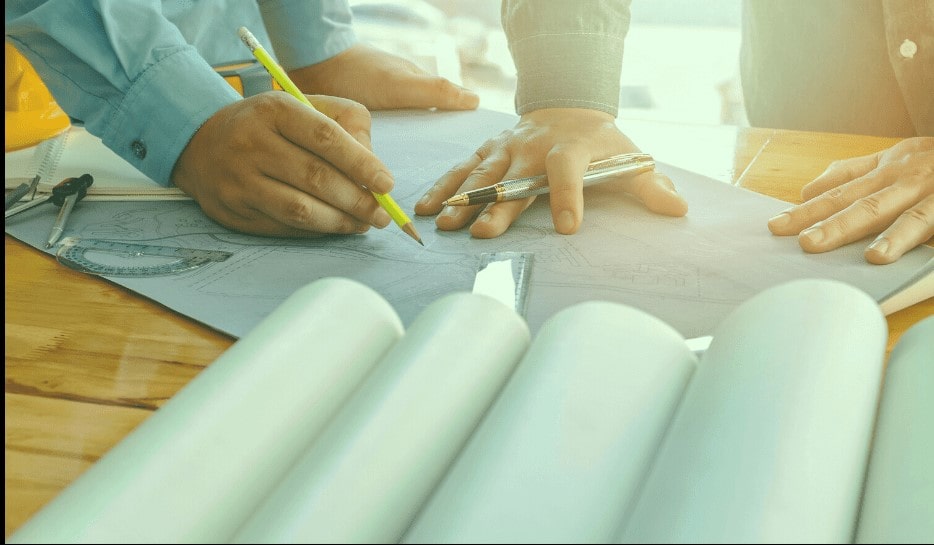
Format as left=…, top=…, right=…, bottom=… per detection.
left=258, top=0, right=357, bottom=70
left=5, top=0, right=358, bottom=186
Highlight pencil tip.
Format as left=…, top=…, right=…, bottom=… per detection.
left=401, top=223, right=424, bottom=246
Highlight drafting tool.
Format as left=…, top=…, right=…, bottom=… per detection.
left=56, top=238, right=234, bottom=277
left=45, top=174, right=94, bottom=248
left=6, top=172, right=93, bottom=235
left=444, top=153, right=655, bottom=206
left=4, top=131, right=68, bottom=213
left=5, top=176, right=37, bottom=211
left=472, top=251, right=533, bottom=317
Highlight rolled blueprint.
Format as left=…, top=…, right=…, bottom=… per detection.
left=618, top=279, right=888, bottom=543
left=856, top=316, right=934, bottom=543
left=403, top=301, right=697, bottom=543
left=8, top=278, right=405, bottom=544
left=232, top=292, right=531, bottom=543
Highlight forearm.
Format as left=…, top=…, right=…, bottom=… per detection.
left=5, top=0, right=241, bottom=185
left=502, top=0, right=632, bottom=116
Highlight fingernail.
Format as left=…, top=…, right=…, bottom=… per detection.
left=477, top=211, right=492, bottom=224
left=556, top=210, right=575, bottom=233
left=374, top=208, right=392, bottom=228
left=440, top=206, right=457, bottom=217
left=801, top=226, right=824, bottom=245
left=868, top=237, right=890, bottom=256
left=373, top=172, right=394, bottom=193
left=768, top=212, right=791, bottom=229
left=416, top=191, right=432, bottom=207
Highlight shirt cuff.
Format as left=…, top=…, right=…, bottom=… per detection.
left=102, top=46, right=242, bottom=186
left=511, top=33, right=624, bottom=117
left=258, top=0, right=358, bottom=70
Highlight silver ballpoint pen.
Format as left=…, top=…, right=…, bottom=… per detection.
left=443, top=152, right=655, bottom=207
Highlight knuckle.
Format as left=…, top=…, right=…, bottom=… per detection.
left=301, top=159, right=331, bottom=192
left=349, top=192, right=376, bottom=217
left=854, top=196, right=883, bottom=218
left=280, top=197, right=315, bottom=227
left=903, top=206, right=932, bottom=229
left=311, top=119, right=339, bottom=152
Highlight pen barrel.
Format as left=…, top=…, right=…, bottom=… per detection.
left=459, top=155, right=655, bottom=205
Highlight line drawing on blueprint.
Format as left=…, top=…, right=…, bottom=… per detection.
left=5, top=108, right=932, bottom=339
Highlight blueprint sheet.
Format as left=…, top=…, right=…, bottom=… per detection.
left=5, top=109, right=932, bottom=339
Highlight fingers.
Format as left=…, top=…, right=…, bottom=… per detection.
left=864, top=194, right=934, bottom=264
left=434, top=151, right=512, bottom=232
left=470, top=199, right=536, bottom=239
left=795, top=184, right=915, bottom=253
left=414, top=152, right=484, bottom=216
left=768, top=170, right=895, bottom=236
left=801, top=152, right=880, bottom=201
left=388, top=73, right=479, bottom=111
left=543, top=147, right=591, bottom=234
left=274, top=94, right=394, bottom=194
left=624, top=170, right=689, bottom=217
left=197, top=177, right=375, bottom=237
left=258, top=134, right=391, bottom=228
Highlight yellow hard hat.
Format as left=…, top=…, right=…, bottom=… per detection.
left=5, top=43, right=71, bottom=152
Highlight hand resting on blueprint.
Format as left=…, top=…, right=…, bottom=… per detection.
left=768, top=137, right=934, bottom=264
left=171, top=92, right=395, bottom=236
left=414, top=108, right=689, bottom=238
left=288, top=43, right=479, bottom=112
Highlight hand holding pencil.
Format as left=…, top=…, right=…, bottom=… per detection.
left=170, top=30, right=412, bottom=239
left=238, top=27, right=422, bottom=244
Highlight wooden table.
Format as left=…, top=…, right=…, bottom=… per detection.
left=5, top=122, right=932, bottom=538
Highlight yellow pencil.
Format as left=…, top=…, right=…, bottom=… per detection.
left=237, top=26, right=423, bottom=245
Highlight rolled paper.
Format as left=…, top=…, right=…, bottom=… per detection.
left=404, top=300, right=697, bottom=543
left=8, top=277, right=404, bottom=544
left=232, top=292, right=531, bottom=543
left=856, top=316, right=934, bottom=543
left=618, top=279, right=888, bottom=543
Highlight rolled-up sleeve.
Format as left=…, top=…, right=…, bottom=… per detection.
left=502, top=0, right=631, bottom=117
left=5, top=0, right=242, bottom=185
left=258, top=0, right=357, bottom=70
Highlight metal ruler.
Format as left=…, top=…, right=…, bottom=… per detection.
left=56, top=238, right=233, bottom=277
left=472, top=251, right=534, bottom=317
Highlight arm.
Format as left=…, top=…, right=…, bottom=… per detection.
left=6, top=1, right=397, bottom=236
left=259, top=0, right=478, bottom=111
left=415, top=0, right=687, bottom=237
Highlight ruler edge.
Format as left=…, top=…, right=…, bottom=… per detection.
left=476, top=251, right=533, bottom=317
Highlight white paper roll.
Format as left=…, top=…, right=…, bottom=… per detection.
left=618, top=279, right=888, bottom=543
left=232, top=292, right=531, bottom=543
left=403, top=301, right=697, bottom=543
left=856, top=316, right=934, bottom=543
left=8, top=277, right=404, bottom=544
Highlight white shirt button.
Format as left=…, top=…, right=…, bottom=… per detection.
left=899, top=39, right=917, bottom=59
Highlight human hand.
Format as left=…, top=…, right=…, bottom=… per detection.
left=767, top=137, right=934, bottom=264
left=171, top=92, right=395, bottom=236
left=413, top=108, right=688, bottom=238
left=288, top=43, right=478, bottom=111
